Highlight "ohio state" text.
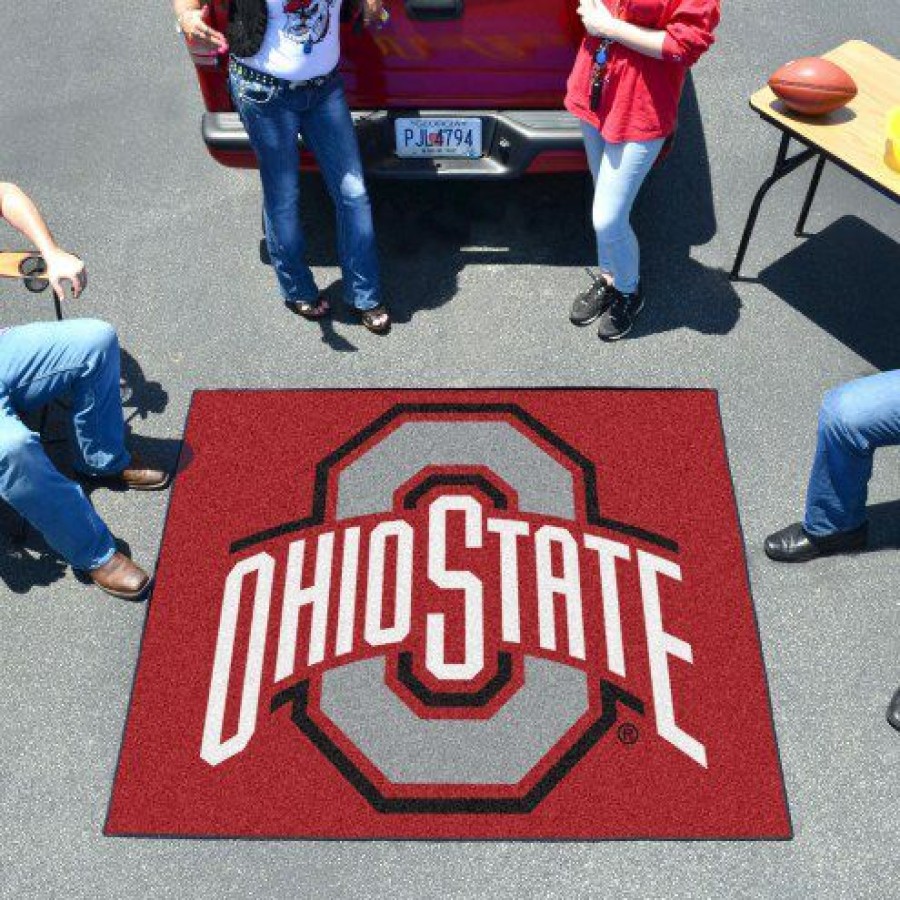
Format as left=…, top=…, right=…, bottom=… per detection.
left=201, top=495, right=707, bottom=770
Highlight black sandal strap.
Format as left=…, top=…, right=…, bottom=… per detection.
left=286, top=298, right=330, bottom=320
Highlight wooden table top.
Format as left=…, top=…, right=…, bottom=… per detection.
left=751, top=40, right=900, bottom=199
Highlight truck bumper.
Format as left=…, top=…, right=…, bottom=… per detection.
left=202, top=109, right=586, bottom=178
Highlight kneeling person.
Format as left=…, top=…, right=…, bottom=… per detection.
left=764, top=370, right=900, bottom=732
left=0, top=182, right=168, bottom=599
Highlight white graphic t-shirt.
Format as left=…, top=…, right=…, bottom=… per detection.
left=237, top=0, right=344, bottom=81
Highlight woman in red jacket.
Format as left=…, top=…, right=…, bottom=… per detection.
left=565, top=0, right=720, bottom=341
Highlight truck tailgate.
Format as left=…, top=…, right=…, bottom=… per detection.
left=342, top=0, right=583, bottom=108
left=202, top=1, right=583, bottom=110
left=199, top=1, right=587, bottom=176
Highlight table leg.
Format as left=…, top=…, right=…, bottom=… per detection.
left=730, top=132, right=818, bottom=280
left=794, top=155, right=826, bottom=237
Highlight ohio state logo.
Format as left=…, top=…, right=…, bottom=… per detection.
left=200, top=404, right=706, bottom=813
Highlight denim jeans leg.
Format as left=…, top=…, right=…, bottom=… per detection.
left=232, top=71, right=319, bottom=303
left=0, top=325, right=119, bottom=570
left=0, top=406, right=116, bottom=569
left=300, top=77, right=381, bottom=311
left=68, top=321, right=131, bottom=475
left=803, top=371, right=900, bottom=535
left=0, top=320, right=130, bottom=475
left=581, top=123, right=663, bottom=294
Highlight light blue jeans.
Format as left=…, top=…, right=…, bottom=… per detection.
left=581, top=123, right=664, bottom=295
left=0, top=320, right=129, bottom=570
left=804, top=370, right=900, bottom=536
left=230, top=65, right=381, bottom=310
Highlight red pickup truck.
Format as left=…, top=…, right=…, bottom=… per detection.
left=188, top=0, right=587, bottom=178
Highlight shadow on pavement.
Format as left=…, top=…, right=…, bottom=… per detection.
left=0, top=517, right=66, bottom=595
left=120, top=347, right=169, bottom=425
left=300, top=170, right=592, bottom=326
left=631, top=73, right=742, bottom=339
left=867, top=499, right=900, bottom=552
left=758, top=215, right=900, bottom=372
left=290, top=75, right=739, bottom=335
left=315, top=314, right=359, bottom=353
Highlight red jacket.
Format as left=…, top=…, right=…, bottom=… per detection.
left=564, top=0, right=720, bottom=143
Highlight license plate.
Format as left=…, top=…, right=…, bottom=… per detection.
left=394, top=118, right=483, bottom=159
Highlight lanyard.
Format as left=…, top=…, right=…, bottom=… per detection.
left=590, top=1, right=627, bottom=110
left=594, top=0, right=627, bottom=66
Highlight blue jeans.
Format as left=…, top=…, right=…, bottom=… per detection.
left=804, top=370, right=900, bottom=536
left=230, top=66, right=381, bottom=310
left=0, top=320, right=129, bottom=569
left=581, top=123, right=664, bottom=295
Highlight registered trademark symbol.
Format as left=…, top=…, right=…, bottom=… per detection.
left=618, top=723, right=639, bottom=746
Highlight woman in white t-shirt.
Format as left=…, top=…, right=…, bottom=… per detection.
left=175, top=0, right=391, bottom=334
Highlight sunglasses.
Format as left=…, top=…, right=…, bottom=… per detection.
left=0, top=252, right=51, bottom=293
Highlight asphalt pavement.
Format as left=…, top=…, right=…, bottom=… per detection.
left=0, top=2, right=898, bottom=898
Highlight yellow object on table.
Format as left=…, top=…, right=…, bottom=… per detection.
left=886, top=106, right=900, bottom=172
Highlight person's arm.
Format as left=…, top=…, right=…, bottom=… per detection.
left=172, top=0, right=228, bottom=52
left=578, top=0, right=719, bottom=65
left=0, top=182, right=86, bottom=299
left=578, top=1, right=665, bottom=58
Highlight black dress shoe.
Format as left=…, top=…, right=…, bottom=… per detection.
left=764, top=521, right=868, bottom=562
left=887, top=687, right=900, bottom=733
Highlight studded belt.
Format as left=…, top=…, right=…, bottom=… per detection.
left=228, top=58, right=337, bottom=91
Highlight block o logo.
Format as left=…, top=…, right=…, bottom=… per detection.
left=202, top=405, right=693, bottom=814
left=232, top=407, right=643, bottom=813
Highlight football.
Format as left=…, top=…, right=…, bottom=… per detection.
left=768, top=57, right=858, bottom=116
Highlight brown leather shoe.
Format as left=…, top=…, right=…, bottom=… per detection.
left=96, top=453, right=170, bottom=491
left=89, top=552, right=151, bottom=600
left=118, top=455, right=170, bottom=490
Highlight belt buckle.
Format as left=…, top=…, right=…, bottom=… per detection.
left=287, top=71, right=330, bottom=91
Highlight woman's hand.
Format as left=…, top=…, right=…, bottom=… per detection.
left=178, top=7, right=228, bottom=52
left=577, top=0, right=621, bottom=40
left=43, top=247, right=86, bottom=300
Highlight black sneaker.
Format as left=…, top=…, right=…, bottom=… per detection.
left=597, top=285, right=644, bottom=341
left=569, top=271, right=611, bottom=326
